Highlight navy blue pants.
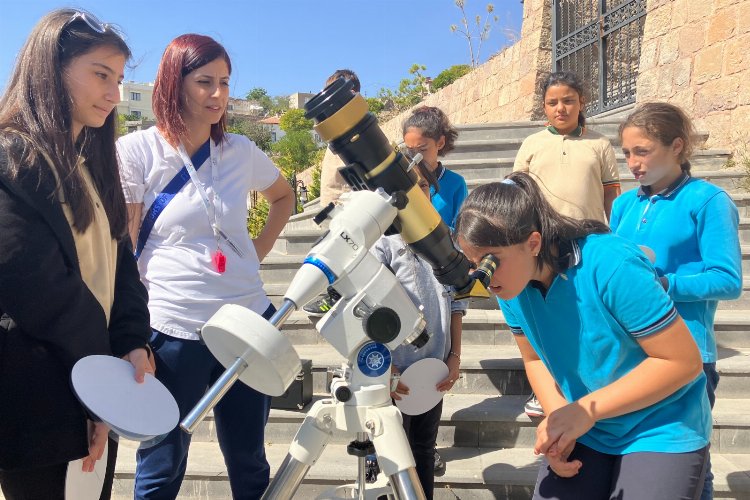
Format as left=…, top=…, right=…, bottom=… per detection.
left=134, top=304, right=275, bottom=500
left=533, top=442, right=708, bottom=500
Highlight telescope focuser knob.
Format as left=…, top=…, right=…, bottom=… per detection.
left=334, top=385, right=352, bottom=402
left=313, top=202, right=336, bottom=226
left=389, top=191, right=408, bottom=210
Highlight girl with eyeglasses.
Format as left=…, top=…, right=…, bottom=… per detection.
left=0, top=9, right=153, bottom=500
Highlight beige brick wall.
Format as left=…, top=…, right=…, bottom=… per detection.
left=371, top=0, right=748, bottom=149
left=379, top=0, right=551, bottom=141
left=637, top=0, right=750, bottom=149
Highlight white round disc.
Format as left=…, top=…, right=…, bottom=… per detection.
left=201, top=304, right=301, bottom=397
left=394, top=358, right=449, bottom=416
left=71, top=356, right=179, bottom=441
left=65, top=440, right=108, bottom=500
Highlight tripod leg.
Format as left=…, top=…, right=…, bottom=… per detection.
left=262, top=402, right=334, bottom=500
left=368, top=405, right=426, bottom=500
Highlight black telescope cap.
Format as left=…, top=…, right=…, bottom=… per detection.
left=304, top=77, right=356, bottom=123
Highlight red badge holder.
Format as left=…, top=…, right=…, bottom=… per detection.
left=213, top=249, right=226, bottom=273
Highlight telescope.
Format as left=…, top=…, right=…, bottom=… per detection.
left=305, top=77, right=492, bottom=301
left=180, top=78, right=498, bottom=499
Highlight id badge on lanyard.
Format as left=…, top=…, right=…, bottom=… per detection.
left=177, top=142, right=244, bottom=274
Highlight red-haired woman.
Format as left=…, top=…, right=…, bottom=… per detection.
left=117, top=34, right=294, bottom=499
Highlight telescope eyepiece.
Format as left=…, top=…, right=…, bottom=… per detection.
left=471, top=254, right=499, bottom=289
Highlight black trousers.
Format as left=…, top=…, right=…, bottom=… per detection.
left=0, top=436, right=118, bottom=500
left=401, top=399, right=443, bottom=500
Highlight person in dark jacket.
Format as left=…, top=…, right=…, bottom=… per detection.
left=0, top=9, right=153, bottom=500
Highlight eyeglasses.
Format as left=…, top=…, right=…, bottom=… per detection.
left=65, top=11, right=125, bottom=39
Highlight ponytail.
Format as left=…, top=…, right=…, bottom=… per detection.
left=455, top=172, right=609, bottom=273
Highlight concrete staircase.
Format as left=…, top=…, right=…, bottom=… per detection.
left=111, top=120, right=750, bottom=499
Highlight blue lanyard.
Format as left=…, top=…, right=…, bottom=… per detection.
left=134, top=140, right=210, bottom=259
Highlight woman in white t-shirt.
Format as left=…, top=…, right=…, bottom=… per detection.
left=116, top=34, right=294, bottom=500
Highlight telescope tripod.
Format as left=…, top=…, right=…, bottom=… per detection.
left=262, top=369, right=424, bottom=500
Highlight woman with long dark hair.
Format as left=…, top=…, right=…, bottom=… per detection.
left=117, top=34, right=294, bottom=499
left=454, top=172, right=710, bottom=499
left=0, top=9, right=152, bottom=499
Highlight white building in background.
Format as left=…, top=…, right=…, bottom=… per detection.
left=259, top=115, right=326, bottom=148
left=228, top=97, right=264, bottom=117
left=288, top=92, right=315, bottom=110
left=259, top=116, right=285, bottom=143
left=117, top=81, right=155, bottom=120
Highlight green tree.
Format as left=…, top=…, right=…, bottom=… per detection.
left=450, top=1, right=499, bottom=67
left=246, top=87, right=289, bottom=115
left=307, top=149, right=326, bottom=201
left=366, top=97, right=385, bottom=115
left=377, top=64, right=429, bottom=113
left=117, top=114, right=128, bottom=136
left=271, top=95, right=290, bottom=115
left=279, top=108, right=313, bottom=132
left=247, top=197, right=269, bottom=238
left=246, top=87, right=273, bottom=112
left=227, top=116, right=273, bottom=152
left=247, top=87, right=268, bottom=101
left=433, top=64, right=472, bottom=90
left=308, top=164, right=322, bottom=201
left=271, top=130, right=320, bottom=179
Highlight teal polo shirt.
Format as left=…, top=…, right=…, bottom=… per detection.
left=499, top=233, right=711, bottom=454
left=610, top=175, right=742, bottom=362
left=430, top=163, right=468, bottom=231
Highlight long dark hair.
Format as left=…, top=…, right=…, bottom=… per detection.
left=0, top=8, right=130, bottom=238
left=152, top=34, right=232, bottom=147
left=540, top=71, right=587, bottom=127
left=619, top=102, right=696, bottom=175
left=402, top=106, right=458, bottom=156
left=455, top=172, right=609, bottom=273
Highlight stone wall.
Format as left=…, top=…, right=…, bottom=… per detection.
left=379, top=0, right=551, bottom=141
left=636, top=0, right=750, bottom=149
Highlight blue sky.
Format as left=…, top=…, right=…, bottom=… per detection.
left=0, top=0, right=523, bottom=98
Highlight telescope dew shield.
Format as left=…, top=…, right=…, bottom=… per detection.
left=305, top=79, right=476, bottom=294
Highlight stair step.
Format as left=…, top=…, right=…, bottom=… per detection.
left=442, top=149, right=732, bottom=181
left=261, top=244, right=750, bottom=283
left=274, top=216, right=750, bottom=254
left=186, top=393, right=750, bottom=455
left=192, top=338, right=750, bottom=398
left=463, top=168, right=745, bottom=194
left=254, top=305, right=750, bottom=349
left=288, top=343, right=750, bottom=399
left=110, top=440, right=750, bottom=499
left=291, top=194, right=750, bottom=226
left=452, top=120, right=625, bottom=141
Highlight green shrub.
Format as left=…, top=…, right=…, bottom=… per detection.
left=247, top=197, right=270, bottom=238
left=432, top=65, right=472, bottom=90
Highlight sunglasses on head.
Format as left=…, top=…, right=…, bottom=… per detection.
left=65, top=11, right=125, bottom=39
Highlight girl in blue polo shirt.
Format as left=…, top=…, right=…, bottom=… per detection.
left=403, top=106, right=468, bottom=231
left=610, top=102, right=742, bottom=500
left=455, top=172, right=710, bottom=499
